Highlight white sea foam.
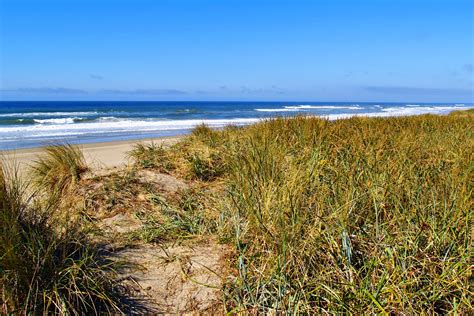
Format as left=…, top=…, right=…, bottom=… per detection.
left=0, top=104, right=472, bottom=148
left=34, top=118, right=77, bottom=124
left=255, top=108, right=297, bottom=112
left=0, top=118, right=260, bottom=138
left=321, top=105, right=471, bottom=120
left=97, top=116, right=121, bottom=121
left=381, top=105, right=469, bottom=115
left=0, top=111, right=99, bottom=117
left=255, top=105, right=361, bottom=112
left=285, top=105, right=361, bottom=110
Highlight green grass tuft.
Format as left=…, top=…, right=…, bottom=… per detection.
left=186, top=151, right=226, bottom=181
left=127, top=187, right=219, bottom=243
left=31, top=143, right=88, bottom=193
left=128, top=142, right=174, bottom=172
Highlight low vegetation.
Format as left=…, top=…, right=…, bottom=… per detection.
left=0, top=159, right=125, bottom=315
left=128, top=142, right=174, bottom=172
left=125, top=189, right=214, bottom=243
left=31, top=144, right=88, bottom=193
left=145, top=113, right=472, bottom=314
left=216, top=115, right=472, bottom=314
left=2, top=111, right=472, bottom=314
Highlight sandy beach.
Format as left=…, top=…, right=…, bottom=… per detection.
left=0, top=135, right=183, bottom=174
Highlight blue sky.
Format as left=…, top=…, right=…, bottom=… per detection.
left=0, top=0, right=472, bottom=102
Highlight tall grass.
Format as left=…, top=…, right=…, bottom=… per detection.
left=31, top=144, right=88, bottom=193
left=0, top=161, right=125, bottom=314
left=172, top=124, right=234, bottom=181
left=128, top=142, right=174, bottom=172
left=182, top=114, right=473, bottom=314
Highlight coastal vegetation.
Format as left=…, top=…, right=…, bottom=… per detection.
left=1, top=110, right=472, bottom=314
left=31, top=144, right=89, bottom=193
left=0, top=156, right=124, bottom=314
left=156, top=112, right=473, bottom=314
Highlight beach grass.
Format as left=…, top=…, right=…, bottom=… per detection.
left=128, top=142, right=174, bottom=172
left=166, top=113, right=473, bottom=314
left=30, top=143, right=89, bottom=194
left=1, top=111, right=472, bottom=314
left=0, top=159, right=126, bottom=315
left=449, top=108, right=474, bottom=116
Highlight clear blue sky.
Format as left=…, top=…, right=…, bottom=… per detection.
left=0, top=0, right=472, bottom=102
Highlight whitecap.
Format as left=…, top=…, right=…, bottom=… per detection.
left=255, top=105, right=361, bottom=112
left=0, top=118, right=261, bottom=138
left=34, top=118, right=77, bottom=124
left=0, top=111, right=99, bottom=118
left=381, top=105, right=469, bottom=115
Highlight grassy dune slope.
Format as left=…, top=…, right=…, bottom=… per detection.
left=0, top=148, right=126, bottom=315
left=156, top=112, right=473, bottom=314
left=1, top=111, right=472, bottom=314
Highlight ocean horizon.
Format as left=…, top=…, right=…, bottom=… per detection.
left=0, top=101, right=472, bottom=150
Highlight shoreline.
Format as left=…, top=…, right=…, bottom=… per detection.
left=1, top=103, right=471, bottom=154
left=0, top=135, right=184, bottom=173
left=1, top=108, right=472, bottom=174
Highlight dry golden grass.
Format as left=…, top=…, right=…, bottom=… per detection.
left=3, top=111, right=472, bottom=314
left=30, top=144, right=88, bottom=193
left=0, top=160, right=127, bottom=315
left=163, top=112, right=473, bottom=314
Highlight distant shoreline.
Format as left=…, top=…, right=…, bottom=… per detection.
left=1, top=108, right=473, bottom=173
left=0, top=101, right=472, bottom=151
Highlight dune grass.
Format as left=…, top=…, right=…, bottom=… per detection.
left=161, top=113, right=473, bottom=314
left=128, top=142, right=174, bottom=172
left=30, top=143, right=88, bottom=193
left=0, top=149, right=127, bottom=315
left=4, top=112, right=471, bottom=314
left=449, top=108, right=474, bottom=116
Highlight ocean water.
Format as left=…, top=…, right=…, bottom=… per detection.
left=0, top=101, right=472, bottom=150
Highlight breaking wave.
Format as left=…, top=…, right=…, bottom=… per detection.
left=255, top=104, right=361, bottom=112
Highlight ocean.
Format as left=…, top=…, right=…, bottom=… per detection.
left=0, top=101, right=472, bottom=150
